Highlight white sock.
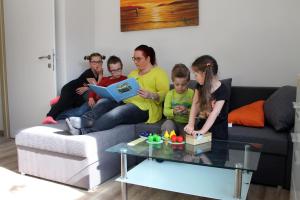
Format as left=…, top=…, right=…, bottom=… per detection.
left=69, top=117, right=82, bottom=129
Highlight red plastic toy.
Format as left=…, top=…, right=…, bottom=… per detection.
left=176, top=136, right=184, bottom=143
left=171, top=135, right=177, bottom=143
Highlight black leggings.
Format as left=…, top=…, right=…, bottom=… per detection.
left=47, top=84, right=85, bottom=119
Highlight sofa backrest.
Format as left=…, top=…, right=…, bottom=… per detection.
left=172, top=79, right=232, bottom=113
left=170, top=80, right=278, bottom=113
left=229, top=86, right=278, bottom=111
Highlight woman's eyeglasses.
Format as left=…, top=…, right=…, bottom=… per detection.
left=90, top=60, right=103, bottom=64
left=132, top=57, right=143, bottom=62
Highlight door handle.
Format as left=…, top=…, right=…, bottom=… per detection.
left=38, top=55, right=51, bottom=60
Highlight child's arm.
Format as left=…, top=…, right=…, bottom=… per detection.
left=97, top=71, right=103, bottom=84
left=192, top=100, right=225, bottom=136
left=153, top=69, right=170, bottom=103
left=175, top=105, right=188, bottom=114
left=88, top=89, right=98, bottom=107
left=88, top=97, right=96, bottom=107
left=163, top=92, right=174, bottom=118
left=184, top=89, right=200, bottom=134
left=76, top=86, right=89, bottom=95
left=87, top=78, right=97, bottom=84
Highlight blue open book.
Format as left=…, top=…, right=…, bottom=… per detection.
left=88, top=78, right=139, bottom=102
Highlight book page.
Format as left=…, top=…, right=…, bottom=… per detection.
left=88, top=78, right=139, bottom=102
left=107, top=78, right=139, bottom=102
left=88, top=84, right=113, bottom=100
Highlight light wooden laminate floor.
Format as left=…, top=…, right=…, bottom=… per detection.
left=0, top=137, right=290, bottom=200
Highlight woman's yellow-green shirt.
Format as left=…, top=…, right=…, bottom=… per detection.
left=123, top=66, right=169, bottom=123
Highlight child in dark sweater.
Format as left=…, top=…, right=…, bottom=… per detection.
left=54, top=55, right=127, bottom=120
left=42, top=52, right=104, bottom=124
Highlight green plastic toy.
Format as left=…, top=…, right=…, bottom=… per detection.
left=148, top=133, right=161, bottom=143
left=148, top=134, right=154, bottom=142
left=154, top=135, right=161, bottom=142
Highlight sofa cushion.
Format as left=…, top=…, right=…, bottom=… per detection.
left=15, top=121, right=136, bottom=158
left=187, top=78, right=232, bottom=92
left=228, top=125, right=288, bottom=155
left=228, top=100, right=265, bottom=127
left=15, top=122, right=96, bottom=158
left=221, top=78, right=232, bottom=98
left=264, top=86, right=296, bottom=131
left=229, top=86, right=278, bottom=111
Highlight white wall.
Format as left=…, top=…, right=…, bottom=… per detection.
left=94, top=0, right=300, bottom=86
left=55, top=0, right=94, bottom=92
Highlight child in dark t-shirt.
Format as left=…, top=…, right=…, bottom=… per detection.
left=184, top=55, right=229, bottom=140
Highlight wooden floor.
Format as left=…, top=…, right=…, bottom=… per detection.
left=0, top=137, right=290, bottom=200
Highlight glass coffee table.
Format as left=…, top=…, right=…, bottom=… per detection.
left=106, top=139, right=262, bottom=200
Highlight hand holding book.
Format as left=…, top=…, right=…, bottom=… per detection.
left=138, top=89, right=159, bottom=101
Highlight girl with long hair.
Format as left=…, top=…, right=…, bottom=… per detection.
left=184, top=55, right=229, bottom=140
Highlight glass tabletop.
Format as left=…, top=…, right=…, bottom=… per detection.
left=106, top=139, right=262, bottom=171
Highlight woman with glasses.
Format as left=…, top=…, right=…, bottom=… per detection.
left=42, top=52, right=104, bottom=124
left=66, top=45, right=170, bottom=135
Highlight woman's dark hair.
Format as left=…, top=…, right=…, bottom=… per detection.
left=84, top=52, right=106, bottom=61
left=107, top=55, right=123, bottom=71
left=134, top=44, right=156, bottom=65
left=171, top=63, right=190, bottom=82
left=192, top=55, right=218, bottom=113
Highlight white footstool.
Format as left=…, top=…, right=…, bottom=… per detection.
left=15, top=122, right=136, bottom=189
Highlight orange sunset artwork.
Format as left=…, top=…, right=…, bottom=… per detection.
left=120, top=0, right=199, bottom=32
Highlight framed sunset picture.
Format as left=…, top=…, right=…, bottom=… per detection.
left=120, top=0, right=199, bottom=32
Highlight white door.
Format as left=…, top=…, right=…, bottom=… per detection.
left=4, top=0, right=56, bottom=137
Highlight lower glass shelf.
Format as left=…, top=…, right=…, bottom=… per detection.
left=116, top=159, right=252, bottom=200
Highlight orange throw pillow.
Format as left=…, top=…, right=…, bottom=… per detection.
left=228, top=100, right=265, bottom=127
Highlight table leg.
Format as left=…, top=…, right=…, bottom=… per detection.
left=121, top=149, right=128, bottom=200
left=234, top=163, right=243, bottom=199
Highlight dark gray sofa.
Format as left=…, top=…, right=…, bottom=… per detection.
left=136, top=84, right=294, bottom=189
left=228, top=86, right=293, bottom=189
left=15, top=81, right=294, bottom=190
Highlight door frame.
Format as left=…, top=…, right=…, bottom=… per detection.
left=0, top=0, right=10, bottom=138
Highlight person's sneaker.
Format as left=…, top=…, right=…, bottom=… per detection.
left=66, top=118, right=81, bottom=135
left=42, top=116, right=57, bottom=124
left=69, top=117, right=82, bottom=129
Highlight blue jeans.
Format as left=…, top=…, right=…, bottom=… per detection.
left=56, top=103, right=91, bottom=120
left=80, top=98, right=148, bottom=134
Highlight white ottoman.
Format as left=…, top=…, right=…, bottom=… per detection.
left=15, top=122, right=136, bottom=189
